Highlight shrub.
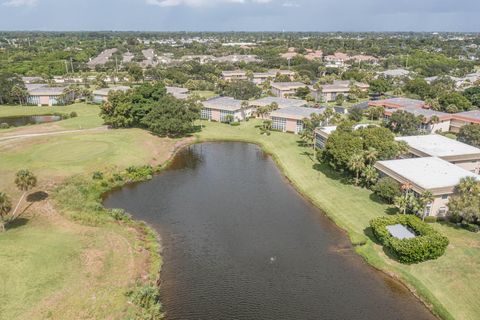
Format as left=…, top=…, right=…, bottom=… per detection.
left=70, top=111, right=78, bottom=118
left=371, top=177, right=402, bottom=203
left=127, top=285, right=163, bottom=319
left=230, top=122, right=240, bottom=126
left=0, top=123, right=9, bottom=129
left=370, top=215, right=449, bottom=264
left=92, top=171, right=104, bottom=180
left=424, top=216, right=437, bottom=223
left=462, top=222, right=479, bottom=233
left=109, top=208, right=131, bottom=221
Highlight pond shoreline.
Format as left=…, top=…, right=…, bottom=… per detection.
left=103, top=136, right=438, bottom=320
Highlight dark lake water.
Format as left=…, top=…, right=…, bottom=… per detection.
left=0, top=115, right=61, bottom=127
left=104, top=142, right=435, bottom=320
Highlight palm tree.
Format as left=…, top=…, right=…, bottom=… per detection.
left=363, top=148, right=378, bottom=165
left=418, top=191, right=435, bottom=221
left=348, top=153, right=366, bottom=186
left=396, top=140, right=410, bottom=158
left=457, top=177, right=479, bottom=194
left=11, top=169, right=37, bottom=220
left=394, top=195, right=409, bottom=215
left=361, top=165, right=378, bottom=187
left=241, top=101, right=250, bottom=120
left=0, top=192, right=12, bottom=232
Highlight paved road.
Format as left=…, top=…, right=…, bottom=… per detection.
left=0, top=126, right=108, bottom=142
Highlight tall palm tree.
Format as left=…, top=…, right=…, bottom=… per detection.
left=0, top=192, right=12, bottom=232
left=363, top=148, right=378, bottom=165
left=394, top=195, right=409, bottom=215
left=11, top=169, right=37, bottom=220
left=348, top=153, right=366, bottom=185
left=418, top=190, right=435, bottom=221
left=457, top=177, right=479, bottom=194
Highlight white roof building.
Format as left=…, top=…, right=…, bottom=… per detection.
left=396, top=135, right=480, bottom=159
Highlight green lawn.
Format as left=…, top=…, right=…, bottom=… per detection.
left=190, top=90, right=217, bottom=99
left=0, top=103, right=103, bottom=131
left=195, top=119, right=480, bottom=320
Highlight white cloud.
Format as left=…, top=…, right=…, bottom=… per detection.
left=2, top=0, right=37, bottom=7
left=146, top=0, right=272, bottom=7
left=282, top=1, right=299, bottom=7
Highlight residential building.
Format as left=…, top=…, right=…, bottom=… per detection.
left=221, top=70, right=248, bottom=82
left=324, top=52, right=349, bottom=67
left=450, top=110, right=480, bottom=133
left=249, top=97, right=308, bottom=109
left=201, top=97, right=252, bottom=122
left=92, top=86, right=131, bottom=103
left=270, top=82, right=307, bottom=98
left=396, top=135, right=480, bottom=173
left=27, top=85, right=73, bottom=106
left=383, top=107, right=452, bottom=133
left=377, top=69, right=411, bottom=78
left=374, top=157, right=479, bottom=217
left=369, top=97, right=426, bottom=110
left=305, top=49, right=323, bottom=61
left=315, top=124, right=373, bottom=149
left=350, top=54, right=379, bottom=64
left=310, top=80, right=369, bottom=102
left=87, top=48, right=117, bottom=69
left=22, top=76, right=43, bottom=84
left=270, top=106, right=325, bottom=134
left=252, top=69, right=295, bottom=85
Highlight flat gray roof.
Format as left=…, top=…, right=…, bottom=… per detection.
left=28, top=86, right=67, bottom=96
left=376, top=157, right=479, bottom=190
left=93, top=86, right=131, bottom=96
left=271, top=82, right=306, bottom=90
left=249, top=97, right=307, bottom=108
left=374, top=97, right=425, bottom=108
left=202, top=96, right=243, bottom=111
left=386, top=224, right=417, bottom=240
left=457, top=110, right=480, bottom=121
left=396, top=135, right=480, bottom=158
left=271, top=106, right=325, bottom=120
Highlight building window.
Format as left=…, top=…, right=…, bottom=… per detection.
left=441, top=195, right=448, bottom=200
left=296, top=120, right=304, bottom=134
left=201, top=108, right=212, bottom=120
left=220, top=110, right=234, bottom=122
left=272, top=116, right=286, bottom=132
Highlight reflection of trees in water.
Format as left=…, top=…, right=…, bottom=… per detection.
left=256, top=148, right=269, bottom=161
left=170, top=145, right=205, bottom=171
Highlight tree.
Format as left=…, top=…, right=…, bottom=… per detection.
left=463, top=86, right=480, bottom=107
left=128, top=64, right=144, bottom=82
left=348, top=153, right=365, bottom=185
left=0, top=73, right=26, bottom=105
left=403, top=78, right=431, bottom=99
left=448, top=177, right=480, bottom=224
left=458, top=124, right=480, bottom=148
left=0, top=192, right=12, bottom=232
left=438, top=92, right=472, bottom=112
left=418, top=191, right=435, bottom=221
left=360, top=165, right=378, bottom=187
left=222, top=80, right=261, bottom=100
left=141, top=96, right=200, bottom=137
left=335, top=94, right=345, bottom=106
left=10, top=85, right=28, bottom=105
left=323, top=130, right=363, bottom=170
left=369, top=77, right=392, bottom=95
left=301, top=113, right=323, bottom=149
left=295, top=86, right=310, bottom=99
left=348, top=106, right=363, bottom=122
left=386, top=110, right=422, bottom=136
left=372, top=177, right=402, bottom=203
left=366, top=106, right=384, bottom=120
left=12, top=169, right=37, bottom=220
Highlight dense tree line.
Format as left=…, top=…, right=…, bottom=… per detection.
left=100, top=82, right=200, bottom=137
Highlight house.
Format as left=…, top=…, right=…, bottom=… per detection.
left=383, top=107, right=452, bottom=133
left=22, top=76, right=43, bottom=84
left=166, top=86, right=189, bottom=99
left=249, top=97, right=308, bottom=109
left=396, top=135, right=480, bottom=173
left=27, top=85, right=73, bottom=106
left=369, top=97, right=426, bottom=110
left=310, top=80, right=369, bottom=102
left=450, top=110, right=480, bottom=133
left=305, top=50, right=323, bottom=61
left=221, top=70, right=248, bottom=82
left=252, top=70, right=295, bottom=85
left=374, top=157, right=479, bottom=217
left=87, top=48, right=117, bottom=69
left=92, top=86, right=131, bottom=103
left=377, top=69, right=411, bottom=78
left=201, top=97, right=252, bottom=122
left=270, top=82, right=307, bottom=98
left=270, top=106, right=325, bottom=134
left=324, top=52, right=349, bottom=67
left=315, top=124, right=373, bottom=149
left=350, top=54, right=379, bottom=64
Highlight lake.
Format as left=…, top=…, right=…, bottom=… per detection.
left=104, top=142, right=435, bottom=320
left=0, top=115, right=61, bottom=127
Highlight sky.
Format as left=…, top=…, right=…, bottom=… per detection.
left=0, top=0, right=479, bottom=32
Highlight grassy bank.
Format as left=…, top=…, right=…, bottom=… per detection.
left=0, top=110, right=180, bottom=319
left=195, top=119, right=480, bottom=320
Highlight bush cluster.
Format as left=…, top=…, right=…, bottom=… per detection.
left=370, top=215, right=449, bottom=264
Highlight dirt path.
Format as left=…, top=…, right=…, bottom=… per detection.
left=0, top=126, right=108, bottom=142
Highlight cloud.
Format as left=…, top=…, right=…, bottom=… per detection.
left=282, top=1, right=299, bottom=7
left=2, top=0, right=37, bottom=6
left=146, top=0, right=271, bottom=7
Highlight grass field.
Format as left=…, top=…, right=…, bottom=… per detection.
left=0, top=108, right=178, bottom=319
left=195, top=119, right=480, bottom=320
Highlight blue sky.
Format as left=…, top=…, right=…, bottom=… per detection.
left=1, top=0, right=479, bottom=31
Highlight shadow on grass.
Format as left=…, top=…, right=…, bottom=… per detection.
left=27, top=191, right=49, bottom=202
left=5, top=218, right=29, bottom=231
left=364, top=226, right=400, bottom=261
left=312, top=162, right=351, bottom=185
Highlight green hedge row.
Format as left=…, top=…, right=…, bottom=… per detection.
left=370, top=215, right=449, bottom=264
